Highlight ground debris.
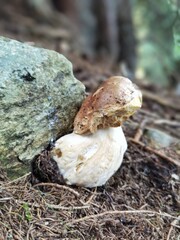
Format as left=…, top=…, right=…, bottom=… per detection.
left=0, top=135, right=179, bottom=239
left=1, top=60, right=180, bottom=239
left=0, top=11, right=180, bottom=237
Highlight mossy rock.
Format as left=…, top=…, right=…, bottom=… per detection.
left=0, top=36, right=85, bottom=178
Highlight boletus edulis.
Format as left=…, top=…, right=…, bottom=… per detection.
left=51, top=76, right=142, bottom=187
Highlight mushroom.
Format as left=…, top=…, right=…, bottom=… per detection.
left=51, top=76, right=142, bottom=187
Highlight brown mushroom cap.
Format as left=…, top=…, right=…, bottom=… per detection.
left=74, top=76, right=142, bottom=134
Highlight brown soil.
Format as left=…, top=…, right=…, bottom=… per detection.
left=0, top=2, right=180, bottom=239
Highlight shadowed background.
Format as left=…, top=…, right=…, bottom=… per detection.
left=0, top=0, right=179, bottom=88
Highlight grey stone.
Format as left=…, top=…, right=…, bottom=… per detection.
left=144, top=128, right=179, bottom=149
left=0, top=36, right=85, bottom=176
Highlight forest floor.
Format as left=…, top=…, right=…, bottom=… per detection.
left=0, top=2, right=180, bottom=239
left=0, top=58, right=180, bottom=240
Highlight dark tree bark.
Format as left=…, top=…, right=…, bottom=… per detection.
left=93, top=0, right=119, bottom=62
left=54, top=0, right=136, bottom=77
left=117, top=0, right=136, bottom=77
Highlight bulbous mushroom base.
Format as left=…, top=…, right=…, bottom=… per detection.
left=52, top=126, right=127, bottom=188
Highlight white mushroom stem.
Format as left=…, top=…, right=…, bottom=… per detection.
left=52, top=126, right=127, bottom=188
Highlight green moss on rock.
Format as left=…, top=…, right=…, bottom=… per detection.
left=0, top=36, right=85, bottom=178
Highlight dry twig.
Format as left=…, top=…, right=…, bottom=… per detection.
left=34, top=182, right=80, bottom=197
left=46, top=203, right=89, bottom=210
left=166, top=215, right=180, bottom=240
left=142, top=90, right=180, bottom=111
left=134, top=119, right=148, bottom=141
left=153, top=119, right=180, bottom=127
left=72, top=210, right=178, bottom=224
left=5, top=173, right=31, bottom=185
left=138, top=109, right=159, bottom=118
left=129, top=138, right=180, bottom=167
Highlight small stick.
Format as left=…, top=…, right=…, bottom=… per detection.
left=5, top=173, right=31, bottom=185
left=142, top=90, right=180, bottom=111
left=15, top=199, right=89, bottom=211
left=134, top=127, right=144, bottom=142
left=166, top=215, right=180, bottom=240
left=33, top=182, right=80, bottom=197
left=153, top=119, right=180, bottom=127
left=129, top=138, right=180, bottom=167
left=15, top=200, right=43, bottom=208
left=34, top=222, right=58, bottom=235
left=133, top=119, right=148, bottom=141
left=46, top=203, right=89, bottom=210
left=26, top=224, right=34, bottom=240
left=0, top=197, right=12, bottom=202
left=72, top=210, right=178, bottom=223
left=85, top=188, right=97, bottom=204
left=139, top=109, right=159, bottom=118
left=12, top=229, right=24, bottom=240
